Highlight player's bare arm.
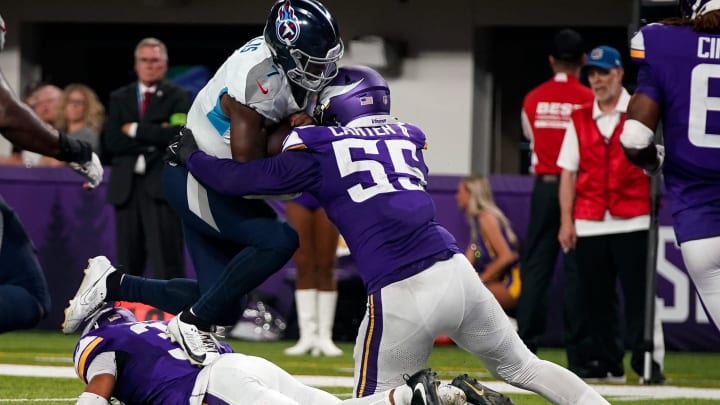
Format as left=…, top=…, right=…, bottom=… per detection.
left=0, top=71, right=62, bottom=157
left=220, top=93, right=265, bottom=162
left=76, top=373, right=115, bottom=404
left=622, top=93, right=663, bottom=173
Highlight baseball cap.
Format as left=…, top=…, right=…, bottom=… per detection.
left=551, top=29, right=584, bottom=62
left=584, top=46, right=623, bottom=71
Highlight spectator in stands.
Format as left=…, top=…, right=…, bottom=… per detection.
left=27, top=84, right=62, bottom=127
left=557, top=45, right=664, bottom=384
left=284, top=193, right=343, bottom=357
left=103, top=37, right=190, bottom=279
left=517, top=28, right=594, bottom=375
left=55, top=83, right=105, bottom=153
left=456, top=175, right=520, bottom=313
left=5, top=84, right=65, bottom=167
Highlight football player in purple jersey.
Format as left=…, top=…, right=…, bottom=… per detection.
left=165, top=65, right=609, bottom=405
left=72, top=304, right=504, bottom=405
left=621, top=0, right=720, bottom=332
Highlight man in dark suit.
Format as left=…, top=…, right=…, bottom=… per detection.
left=103, top=37, right=191, bottom=279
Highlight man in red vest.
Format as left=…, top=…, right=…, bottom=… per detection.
left=518, top=29, right=593, bottom=375
left=557, top=45, right=664, bottom=384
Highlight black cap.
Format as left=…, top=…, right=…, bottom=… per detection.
left=551, top=28, right=584, bottom=62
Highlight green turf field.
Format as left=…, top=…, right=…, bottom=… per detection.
left=1, top=331, right=719, bottom=404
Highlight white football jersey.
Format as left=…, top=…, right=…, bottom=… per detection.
left=187, top=36, right=304, bottom=158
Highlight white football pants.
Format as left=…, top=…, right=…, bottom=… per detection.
left=352, top=254, right=609, bottom=405
left=681, top=236, right=720, bottom=332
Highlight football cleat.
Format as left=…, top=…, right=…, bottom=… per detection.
left=167, top=312, right=220, bottom=366
left=451, top=374, right=516, bottom=405
left=62, top=256, right=116, bottom=334
left=404, top=368, right=440, bottom=405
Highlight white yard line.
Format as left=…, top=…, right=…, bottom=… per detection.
left=2, top=364, right=720, bottom=400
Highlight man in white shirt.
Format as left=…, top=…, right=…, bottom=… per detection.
left=556, top=45, right=665, bottom=384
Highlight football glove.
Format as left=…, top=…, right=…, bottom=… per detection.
left=165, top=127, right=199, bottom=167
left=56, top=131, right=92, bottom=164
left=68, top=152, right=103, bottom=189
left=643, top=144, right=665, bottom=176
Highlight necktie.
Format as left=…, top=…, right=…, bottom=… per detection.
left=139, top=91, right=152, bottom=117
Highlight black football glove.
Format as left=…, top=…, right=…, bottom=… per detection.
left=56, top=131, right=92, bottom=164
left=165, top=127, right=199, bottom=167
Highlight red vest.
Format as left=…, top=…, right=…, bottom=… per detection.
left=572, top=107, right=650, bottom=220
left=522, top=74, right=594, bottom=175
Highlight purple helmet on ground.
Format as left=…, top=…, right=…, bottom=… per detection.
left=81, top=305, right=137, bottom=336
left=681, top=0, right=720, bottom=18
left=313, top=65, right=393, bottom=127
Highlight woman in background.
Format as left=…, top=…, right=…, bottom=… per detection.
left=284, top=193, right=343, bottom=356
left=55, top=83, right=105, bottom=153
left=456, top=175, right=521, bottom=312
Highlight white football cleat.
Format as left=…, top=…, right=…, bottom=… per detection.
left=167, top=312, right=219, bottom=366
left=62, top=256, right=116, bottom=334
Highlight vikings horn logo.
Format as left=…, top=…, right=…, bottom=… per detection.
left=275, top=1, right=301, bottom=45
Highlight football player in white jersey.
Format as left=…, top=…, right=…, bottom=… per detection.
left=62, top=0, right=343, bottom=366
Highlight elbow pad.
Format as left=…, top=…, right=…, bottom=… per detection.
left=620, top=119, right=654, bottom=149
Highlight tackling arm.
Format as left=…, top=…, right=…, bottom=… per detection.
left=186, top=149, right=319, bottom=197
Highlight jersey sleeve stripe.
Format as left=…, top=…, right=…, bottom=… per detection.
left=630, top=49, right=645, bottom=59
left=78, top=337, right=104, bottom=383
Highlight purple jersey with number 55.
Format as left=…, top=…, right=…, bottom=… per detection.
left=631, top=23, right=720, bottom=242
left=187, top=122, right=461, bottom=292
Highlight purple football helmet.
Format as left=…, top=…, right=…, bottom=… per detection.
left=81, top=305, right=137, bottom=336
left=681, top=0, right=720, bottom=18
left=313, top=65, right=391, bottom=126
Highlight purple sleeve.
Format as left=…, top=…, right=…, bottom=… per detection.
left=634, top=64, right=663, bottom=105
left=186, top=150, right=320, bottom=196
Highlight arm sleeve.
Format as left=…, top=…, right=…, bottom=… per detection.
left=85, top=352, right=117, bottom=382
left=186, top=150, right=321, bottom=196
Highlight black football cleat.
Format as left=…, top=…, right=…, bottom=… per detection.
left=451, top=374, right=516, bottom=405
left=405, top=368, right=441, bottom=405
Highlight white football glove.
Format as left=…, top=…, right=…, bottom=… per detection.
left=644, top=144, right=665, bottom=176
left=68, top=152, right=104, bottom=189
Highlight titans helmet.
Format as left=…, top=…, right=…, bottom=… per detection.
left=81, top=306, right=137, bottom=336
left=681, top=0, right=720, bottom=18
left=313, top=65, right=392, bottom=126
left=264, top=0, right=343, bottom=92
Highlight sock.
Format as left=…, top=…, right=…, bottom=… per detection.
left=180, top=308, right=213, bottom=331
left=105, top=271, right=123, bottom=301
